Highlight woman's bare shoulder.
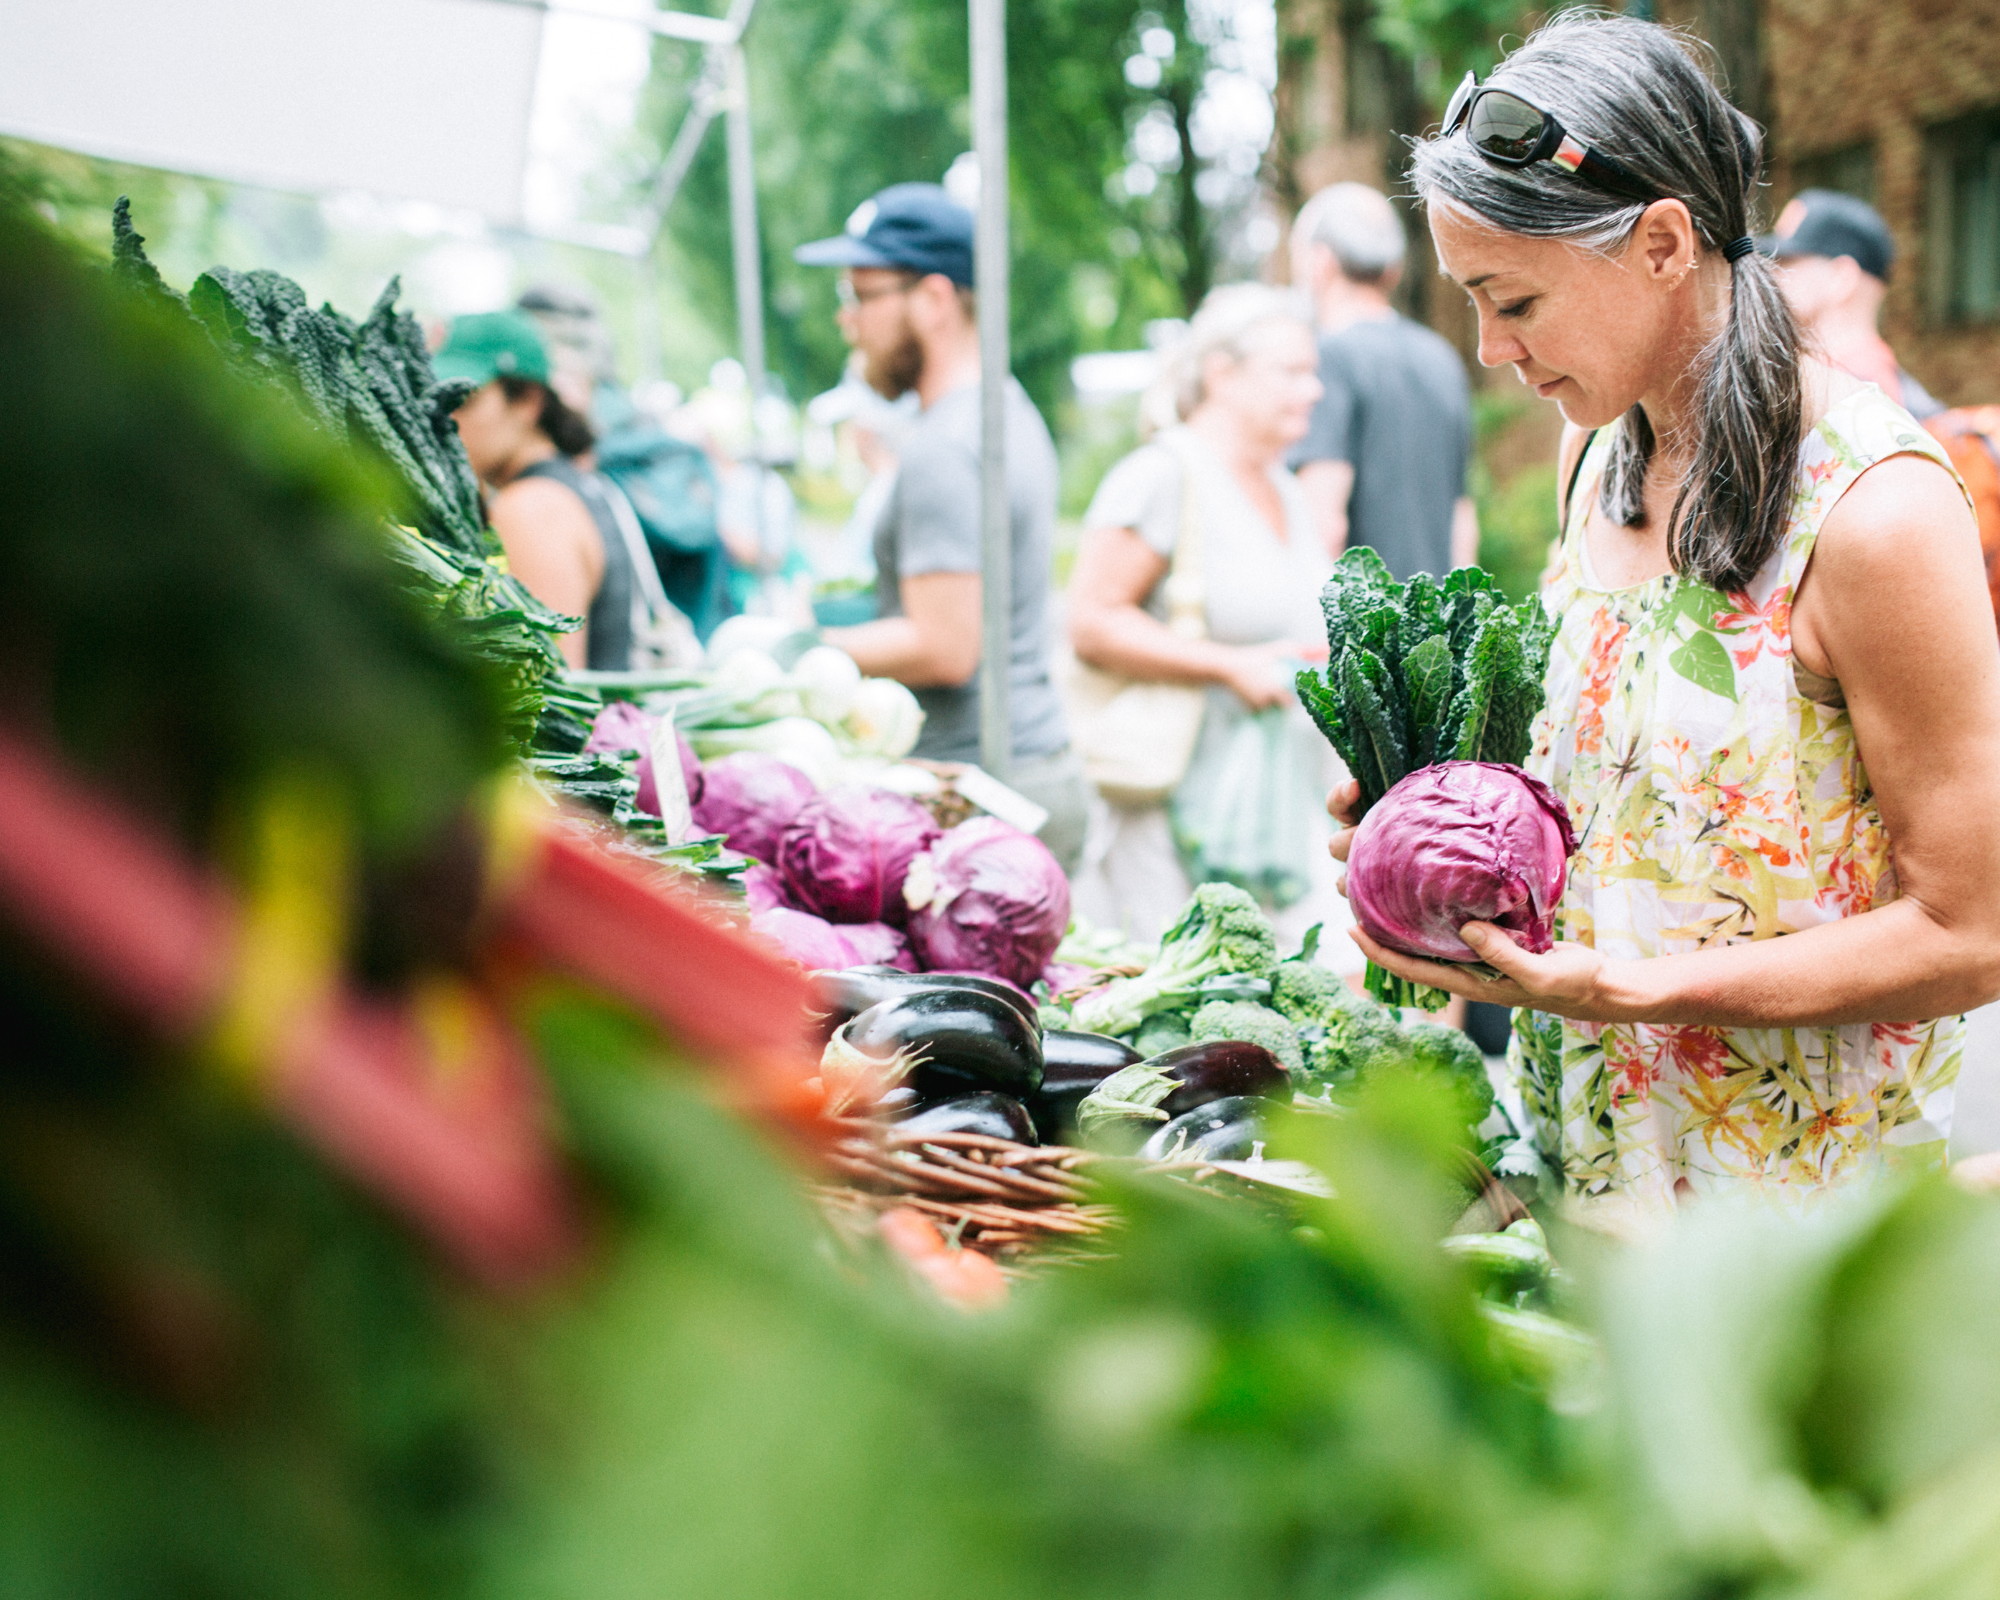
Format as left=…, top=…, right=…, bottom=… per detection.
left=1801, top=445, right=1983, bottom=679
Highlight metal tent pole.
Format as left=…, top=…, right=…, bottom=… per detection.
left=970, top=0, right=1010, bottom=778
left=724, top=43, right=766, bottom=396
left=723, top=40, right=768, bottom=561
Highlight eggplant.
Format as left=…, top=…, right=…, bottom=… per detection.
left=1147, top=1041, right=1289, bottom=1117
left=809, top=967, right=1039, bottom=1040
left=875, top=1085, right=921, bottom=1117
left=844, top=988, right=1043, bottom=1099
left=1027, top=1030, right=1141, bottom=1144
left=895, top=1092, right=1037, bottom=1144
left=1141, top=1096, right=1264, bottom=1163
left=1076, top=1040, right=1288, bottom=1153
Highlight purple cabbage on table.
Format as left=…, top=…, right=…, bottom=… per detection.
left=742, top=862, right=789, bottom=913
left=777, top=786, right=940, bottom=927
left=749, top=907, right=862, bottom=972
left=1346, top=760, right=1577, bottom=963
left=902, top=816, right=1071, bottom=989
left=693, top=752, right=818, bottom=863
left=838, top=921, right=918, bottom=972
left=584, top=701, right=703, bottom=815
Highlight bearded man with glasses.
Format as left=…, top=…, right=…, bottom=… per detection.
left=795, top=183, right=1086, bottom=871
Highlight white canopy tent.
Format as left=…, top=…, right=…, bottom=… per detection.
left=0, top=0, right=545, bottom=224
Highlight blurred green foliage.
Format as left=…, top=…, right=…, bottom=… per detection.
left=642, top=0, right=1245, bottom=417
left=1473, top=388, right=1562, bottom=603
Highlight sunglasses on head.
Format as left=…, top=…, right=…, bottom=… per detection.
left=1443, top=71, right=1659, bottom=205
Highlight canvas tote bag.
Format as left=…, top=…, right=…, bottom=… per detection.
left=1066, top=435, right=1208, bottom=805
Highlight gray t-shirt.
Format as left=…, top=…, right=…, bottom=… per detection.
left=872, top=377, right=1068, bottom=764
left=1291, top=313, right=1472, bottom=582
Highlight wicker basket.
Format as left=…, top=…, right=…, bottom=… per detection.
left=820, top=1119, right=1119, bottom=1259
left=820, top=1116, right=1527, bottom=1262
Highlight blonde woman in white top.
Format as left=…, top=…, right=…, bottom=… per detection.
left=1067, top=284, right=1354, bottom=954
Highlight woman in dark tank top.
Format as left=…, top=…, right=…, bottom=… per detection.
left=434, top=310, right=638, bottom=670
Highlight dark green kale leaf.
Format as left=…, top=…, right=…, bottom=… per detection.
left=1340, top=646, right=1408, bottom=809
left=1449, top=601, right=1548, bottom=766
left=1403, top=633, right=1455, bottom=769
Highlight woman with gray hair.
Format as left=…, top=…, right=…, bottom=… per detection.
left=1068, top=283, right=1355, bottom=954
left=1333, top=12, right=2000, bottom=1208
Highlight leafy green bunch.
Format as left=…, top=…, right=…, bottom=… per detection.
left=109, top=200, right=596, bottom=765
left=1297, top=548, right=1555, bottom=815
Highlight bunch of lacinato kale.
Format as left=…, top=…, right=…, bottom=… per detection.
left=1295, top=549, right=1564, bottom=1010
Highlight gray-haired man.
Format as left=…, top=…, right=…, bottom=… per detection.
left=1288, top=182, right=1476, bottom=581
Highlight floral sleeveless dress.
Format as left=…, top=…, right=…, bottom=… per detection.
left=1509, top=386, right=1969, bottom=1208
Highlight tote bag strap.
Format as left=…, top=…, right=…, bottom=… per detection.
left=1152, top=432, right=1207, bottom=641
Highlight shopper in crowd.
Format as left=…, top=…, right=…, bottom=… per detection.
left=515, top=284, right=730, bottom=641
left=794, top=182, right=1086, bottom=871
left=1341, top=11, right=2000, bottom=1209
left=1066, top=284, right=1355, bottom=955
left=1762, top=189, right=1944, bottom=419
left=438, top=310, right=646, bottom=670
left=681, top=365, right=810, bottom=623
left=1289, top=182, right=1477, bottom=579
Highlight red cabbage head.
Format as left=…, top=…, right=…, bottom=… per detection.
left=1347, top=761, right=1576, bottom=963
left=778, top=785, right=941, bottom=926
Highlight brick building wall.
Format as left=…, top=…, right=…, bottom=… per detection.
left=1672, top=0, right=2000, bottom=403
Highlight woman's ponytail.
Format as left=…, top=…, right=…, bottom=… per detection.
left=1666, top=246, right=1805, bottom=592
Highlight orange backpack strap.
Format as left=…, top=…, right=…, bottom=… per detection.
left=1925, top=408, right=2000, bottom=625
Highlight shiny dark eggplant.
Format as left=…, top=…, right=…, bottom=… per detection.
left=1147, top=1040, right=1289, bottom=1117
left=895, top=1092, right=1038, bottom=1144
left=809, top=966, right=1039, bottom=1040
left=1028, top=1030, right=1142, bottom=1144
left=1141, top=1095, right=1264, bottom=1162
left=844, top=987, right=1043, bottom=1098
left=874, top=1085, right=921, bottom=1117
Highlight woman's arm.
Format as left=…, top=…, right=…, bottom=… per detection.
left=1067, top=523, right=1293, bottom=711
left=1336, top=453, right=2000, bottom=1027
left=493, top=478, right=606, bottom=671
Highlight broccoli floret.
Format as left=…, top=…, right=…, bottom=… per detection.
left=1132, top=1009, right=1193, bottom=1059
left=1271, top=962, right=1397, bottom=1080
left=1403, top=1020, right=1496, bottom=1128
left=1070, top=884, right=1278, bottom=1039
left=1189, top=1000, right=1304, bottom=1078
left=1336, top=1007, right=1411, bottom=1080
left=1270, top=962, right=1365, bottom=1027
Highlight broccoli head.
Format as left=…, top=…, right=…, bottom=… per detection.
left=1132, top=1009, right=1193, bottom=1059
left=1271, top=962, right=1398, bottom=1080
left=1271, top=962, right=1366, bottom=1028
left=1070, top=884, right=1278, bottom=1039
left=1189, top=1000, right=1304, bottom=1078
left=1331, top=1006, right=1410, bottom=1081
left=1401, top=1020, right=1497, bottom=1129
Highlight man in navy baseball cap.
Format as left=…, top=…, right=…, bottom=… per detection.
left=1762, top=189, right=1942, bottom=418
left=795, top=182, right=975, bottom=286
left=792, top=181, right=1086, bottom=869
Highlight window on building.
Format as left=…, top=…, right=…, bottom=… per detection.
left=1789, top=142, right=1876, bottom=207
left=1927, top=111, right=2000, bottom=326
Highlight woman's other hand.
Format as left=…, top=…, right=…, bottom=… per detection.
left=1219, top=642, right=1296, bottom=710
left=1325, top=778, right=1361, bottom=866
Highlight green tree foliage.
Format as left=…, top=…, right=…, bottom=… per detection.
left=634, top=0, right=1246, bottom=414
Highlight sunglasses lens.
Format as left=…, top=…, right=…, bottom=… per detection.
left=1466, top=92, right=1547, bottom=163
